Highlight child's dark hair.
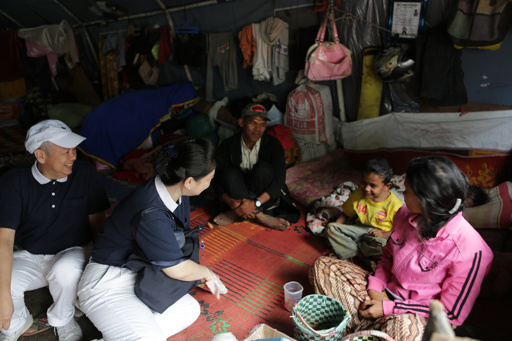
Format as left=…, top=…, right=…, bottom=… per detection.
left=361, top=157, right=393, bottom=184
left=466, top=185, right=489, bottom=207
left=406, top=156, right=468, bottom=238
left=153, top=138, right=217, bottom=186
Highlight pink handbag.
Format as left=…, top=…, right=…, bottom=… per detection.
left=305, top=6, right=352, bottom=81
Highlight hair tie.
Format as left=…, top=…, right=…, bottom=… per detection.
left=448, top=198, right=462, bottom=214
left=161, top=144, right=178, bottom=159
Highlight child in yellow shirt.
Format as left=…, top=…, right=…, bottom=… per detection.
left=326, top=157, right=403, bottom=270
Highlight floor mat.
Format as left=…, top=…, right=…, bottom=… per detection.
left=172, top=206, right=329, bottom=340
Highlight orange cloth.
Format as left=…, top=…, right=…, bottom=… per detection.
left=238, top=24, right=256, bottom=69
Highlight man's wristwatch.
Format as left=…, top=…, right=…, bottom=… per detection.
left=254, top=199, right=262, bottom=211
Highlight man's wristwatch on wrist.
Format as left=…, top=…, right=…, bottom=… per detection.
left=255, top=199, right=262, bottom=212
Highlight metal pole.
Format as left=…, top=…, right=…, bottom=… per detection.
left=154, top=0, right=175, bottom=30
left=337, top=79, right=346, bottom=122
left=0, top=9, right=25, bottom=28
left=79, top=0, right=218, bottom=28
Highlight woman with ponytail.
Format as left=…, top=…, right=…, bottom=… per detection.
left=78, top=138, right=224, bottom=340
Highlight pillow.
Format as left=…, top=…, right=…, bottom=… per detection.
left=463, top=181, right=512, bottom=229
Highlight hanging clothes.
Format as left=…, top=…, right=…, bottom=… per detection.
left=261, top=17, right=289, bottom=85
left=252, top=17, right=289, bottom=85
left=158, top=26, right=172, bottom=65
left=99, top=36, right=120, bottom=100
left=238, top=24, right=257, bottom=69
left=24, top=40, right=60, bottom=77
left=0, top=29, right=24, bottom=82
left=252, top=22, right=271, bottom=82
left=205, top=32, right=238, bottom=100
left=18, top=20, right=79, bottom=67
left=414, top=26, right=467, bottom=106
left=0, top=29, right=26, bottom=99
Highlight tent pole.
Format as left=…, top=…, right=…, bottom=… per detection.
left=337, top=79, right=346, bottom=122
left=51, top=0, right=99, bottom=67
left=273, top=3, right=314, bottom=16
left=78, top=0, right=218, bottom=28
left=0, top=9, right=25, bottom=28
left=154, top=0, right=175, bottom=30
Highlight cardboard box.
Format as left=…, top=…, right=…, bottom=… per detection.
left=244, top=324, right=297, bottom=341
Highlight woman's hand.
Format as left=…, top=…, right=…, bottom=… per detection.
left=367, top=289, right=388, bottom=301
left=202, top=268, right=228, bottom=300
left=358, top=299, right=384, bottom=319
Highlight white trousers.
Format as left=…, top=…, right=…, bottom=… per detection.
left=2, top=246, right=88, bottom=336
left=78, top=262, right=200, bottom=341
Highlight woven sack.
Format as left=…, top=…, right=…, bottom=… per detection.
left=341, top=330, right=395, bottom=341
left=292, top=294, right=351, bottom=341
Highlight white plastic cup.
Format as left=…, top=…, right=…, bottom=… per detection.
left=284, top=281, right=304, bottom=311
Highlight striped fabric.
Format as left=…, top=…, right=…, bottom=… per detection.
left=309, top=257, right=426, bottom=341
left=172, top=206, right=327, bottom=340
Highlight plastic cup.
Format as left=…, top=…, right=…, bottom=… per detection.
left=284, top=281, right=304, bottom=311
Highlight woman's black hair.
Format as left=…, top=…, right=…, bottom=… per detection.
left=361, top=157, right=393, bottom=184
left=406, top=156, right=468, bottom=238
left=153, top=137, right=217, bottom=186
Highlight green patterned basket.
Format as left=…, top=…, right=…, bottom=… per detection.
left=340, top=330, right=395, bottom=341
left=292, top=294, right=351, bottom=341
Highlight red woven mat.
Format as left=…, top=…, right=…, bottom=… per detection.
left=172, top=206, right=329, bottom=340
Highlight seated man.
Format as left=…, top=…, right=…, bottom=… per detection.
left=213, top=103, right=300, bottom=231
left=0, top=120, right=110, bottom=341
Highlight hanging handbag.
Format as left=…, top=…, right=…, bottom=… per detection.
left=305, top=6, right=352, bottom=81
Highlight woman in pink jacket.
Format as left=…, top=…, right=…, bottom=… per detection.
left=311, top=156, right=493, bottom=341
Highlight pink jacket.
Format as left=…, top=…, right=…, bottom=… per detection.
left=368, top=206, right=493, bottom=326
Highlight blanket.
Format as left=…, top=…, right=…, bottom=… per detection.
left=78, top=81, right=199, bottom=168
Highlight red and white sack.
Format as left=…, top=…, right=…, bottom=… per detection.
left=284, top=82, right=337, bottom=162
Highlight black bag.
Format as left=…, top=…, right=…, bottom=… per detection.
left=126, top=207, right=200, bottom=313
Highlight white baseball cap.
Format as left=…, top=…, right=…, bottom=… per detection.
left=25, top=119, right=86, bottom=154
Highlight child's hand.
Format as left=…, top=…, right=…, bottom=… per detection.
left=368, top=229, right=391, bottom=239
left=335, top=214, right=347, bottom=224
left=359, top=299, right=384, bottom=318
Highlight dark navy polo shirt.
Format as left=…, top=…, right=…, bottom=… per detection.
left=0, top=160, right=110, bottom=255
left=92, top=177, right=191, bottom=269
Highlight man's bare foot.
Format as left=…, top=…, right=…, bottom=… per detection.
left=255, top=212, right=290, bottom=231
left=213, top=210, right=238, bottom=226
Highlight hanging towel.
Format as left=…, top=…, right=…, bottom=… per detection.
left=0, top=29, right=24, bottom=82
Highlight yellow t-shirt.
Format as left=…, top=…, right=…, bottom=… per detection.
left=341, top=188, right=403, bottom=232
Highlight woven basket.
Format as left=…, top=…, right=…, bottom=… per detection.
left=341, top=330, right=396, bottom=341
left=292, top=294, right=351, bottom=341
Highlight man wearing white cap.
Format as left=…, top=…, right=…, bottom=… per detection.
left=0, top=120, right=110, bottom=340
